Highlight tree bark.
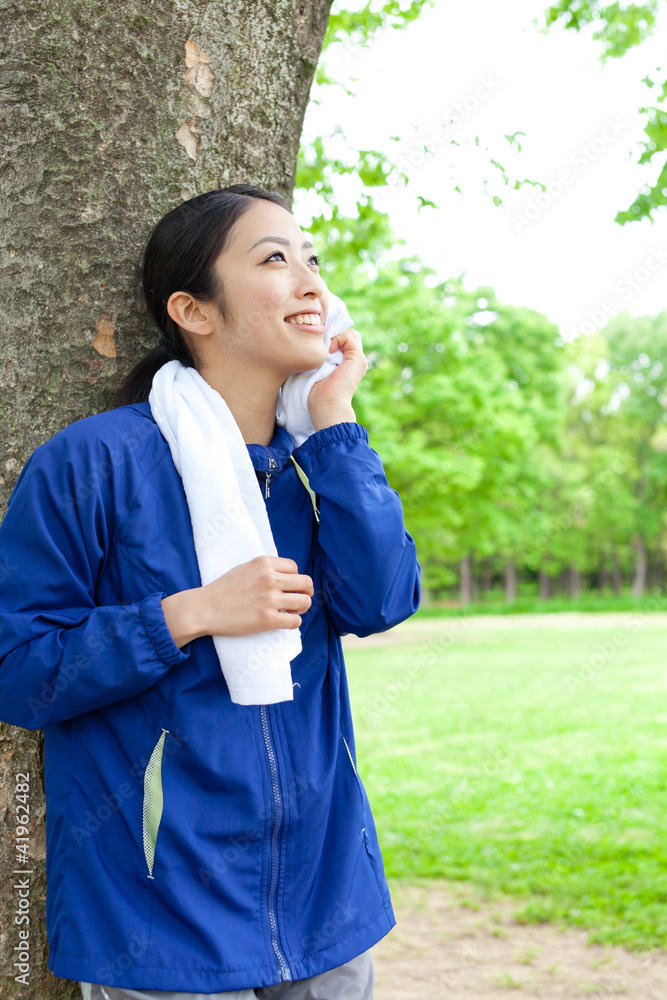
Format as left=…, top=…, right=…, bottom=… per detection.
left=418, top=567, right=431, bottom=608
left=570, top=565, right=581, bottom=600
left=504, top=557, right=517, bottom=602
left=0, top=2, right=332, bottom=995
left=632, top=536, right=647, bottom=598
left=479, top=557, right=492, bottom=600
left=598, top=555, right=608, bottom=594
left=612, top=550, right=623, bottom=596
left=538, top=570, right=552, bottom=600
left=459, top=553, right=473, bottom=606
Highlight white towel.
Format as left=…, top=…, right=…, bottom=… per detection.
left=149, top=361, right=301, bottom=706
left=276, top=291, right=354, bottom=447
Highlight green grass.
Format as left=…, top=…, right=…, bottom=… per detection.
left=344, top=612, right=667, bottom=950
left=415, top=589, right=667, bottom=616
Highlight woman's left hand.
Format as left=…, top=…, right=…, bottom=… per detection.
left=307, top=327, right=368, bottom=430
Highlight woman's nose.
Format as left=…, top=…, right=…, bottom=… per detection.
left=297, top=269, right=327, bottom=302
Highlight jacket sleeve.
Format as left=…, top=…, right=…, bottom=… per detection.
left=292, top=421, right=421, bottom=638
left=0, top=431, right=191, bottom=731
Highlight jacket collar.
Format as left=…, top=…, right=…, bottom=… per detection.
left=135, top=401, right=295, bottom=473
left=245, top=423, right=295, bottom=472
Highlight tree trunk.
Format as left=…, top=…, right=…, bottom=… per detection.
left=0, top=2, right=332, bottom=995
left=419, top=567, right=431, bottom=608
left=598, top=555, right=608, bottom=594
left=504, top=557, right=517, bottom=602
left=538, top=570, right=552, bottom=600
left=632, top=537, right=647, bottom=598
left=479, top=558, right=492, bottom=600
left=570, top=565, right=581, bottom=600
left=612, top=550, right=622, bottom=596
left=460, top=553, right=474, bottom=606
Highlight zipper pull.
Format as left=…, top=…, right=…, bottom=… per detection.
left=265, top=471, right=272, bottom=499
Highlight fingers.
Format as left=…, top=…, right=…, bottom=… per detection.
left=271, top=556, right=300, bottom=573
left=329, top=328, right=366, bottom=370
left=276, top=590, right=312, bottom=612
left=332, top=327, right=363, bottom=349
left=252, top=557, right=313, bottom=595
left=257, top=556, right=315, bottom=596
left=275, top=610, right=304, bottom=629
left=276, top=571, right=314, bottom=596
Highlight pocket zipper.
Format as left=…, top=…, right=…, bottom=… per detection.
left=143, top=728, right=169, bottom=880
left=341, top=732, right=358, bottom=777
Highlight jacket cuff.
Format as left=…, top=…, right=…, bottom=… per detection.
left=138, top=591, right=192, bottom=667
left=294, top=421, right=369, bottom=455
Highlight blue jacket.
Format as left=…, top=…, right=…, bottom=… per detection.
left=0, top=402, right=421, bottom=991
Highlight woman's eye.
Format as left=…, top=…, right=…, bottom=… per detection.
left=265, top=251, right=320, bottom=266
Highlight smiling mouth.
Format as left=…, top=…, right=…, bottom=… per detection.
left=284, top=315, right=325, bottom=332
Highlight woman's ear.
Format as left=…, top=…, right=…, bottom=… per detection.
left=166, top=291, right=217, bottom=338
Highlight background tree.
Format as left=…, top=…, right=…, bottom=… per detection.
left=563, top=311, right=667, bottom=595
left=542, top=0, right=667, bottom=223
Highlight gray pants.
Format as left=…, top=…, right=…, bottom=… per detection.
left=79, top=950, right=374, bottom=1000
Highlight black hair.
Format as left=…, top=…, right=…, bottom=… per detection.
left=107, top=184, right=291, bottom=408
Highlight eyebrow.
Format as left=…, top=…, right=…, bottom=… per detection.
left=248, top=236, right=315, bottom=252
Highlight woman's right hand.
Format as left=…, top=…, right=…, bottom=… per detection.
left=161, top=556, right=314, bottom=648
left=202, top=555, right=313, bottom=635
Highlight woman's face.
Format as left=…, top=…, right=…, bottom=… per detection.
left=209, top=199, right=331, bottom=379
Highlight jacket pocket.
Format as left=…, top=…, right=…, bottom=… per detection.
left=340, top=727, right=370, bottom=841
left=340, top=727, right=386, bottom=884
left=142, top=728, right=169, bottom=879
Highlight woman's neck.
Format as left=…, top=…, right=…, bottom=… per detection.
left=195, top=359, right=281, bottom=446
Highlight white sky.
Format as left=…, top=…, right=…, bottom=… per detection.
left=297, top=0, right=667, bottom=338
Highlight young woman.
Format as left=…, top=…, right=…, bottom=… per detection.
left=0, top=185, right=421, bottom=998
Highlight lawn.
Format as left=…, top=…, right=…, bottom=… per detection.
left=343, top=611, right=667, bottom=950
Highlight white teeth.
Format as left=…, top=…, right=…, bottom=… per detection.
left=286, top=314, right=321, bottom=325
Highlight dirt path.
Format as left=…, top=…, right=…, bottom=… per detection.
left=341, top=610, right=667, bottom=649
left=370, top=881, right=667, bottom=999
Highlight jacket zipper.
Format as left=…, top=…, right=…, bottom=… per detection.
left=258, top=447, right=291, bottom=979
left=264, top=452, right=278, bottom=499
left=259, top=704, right=292, bottom=981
